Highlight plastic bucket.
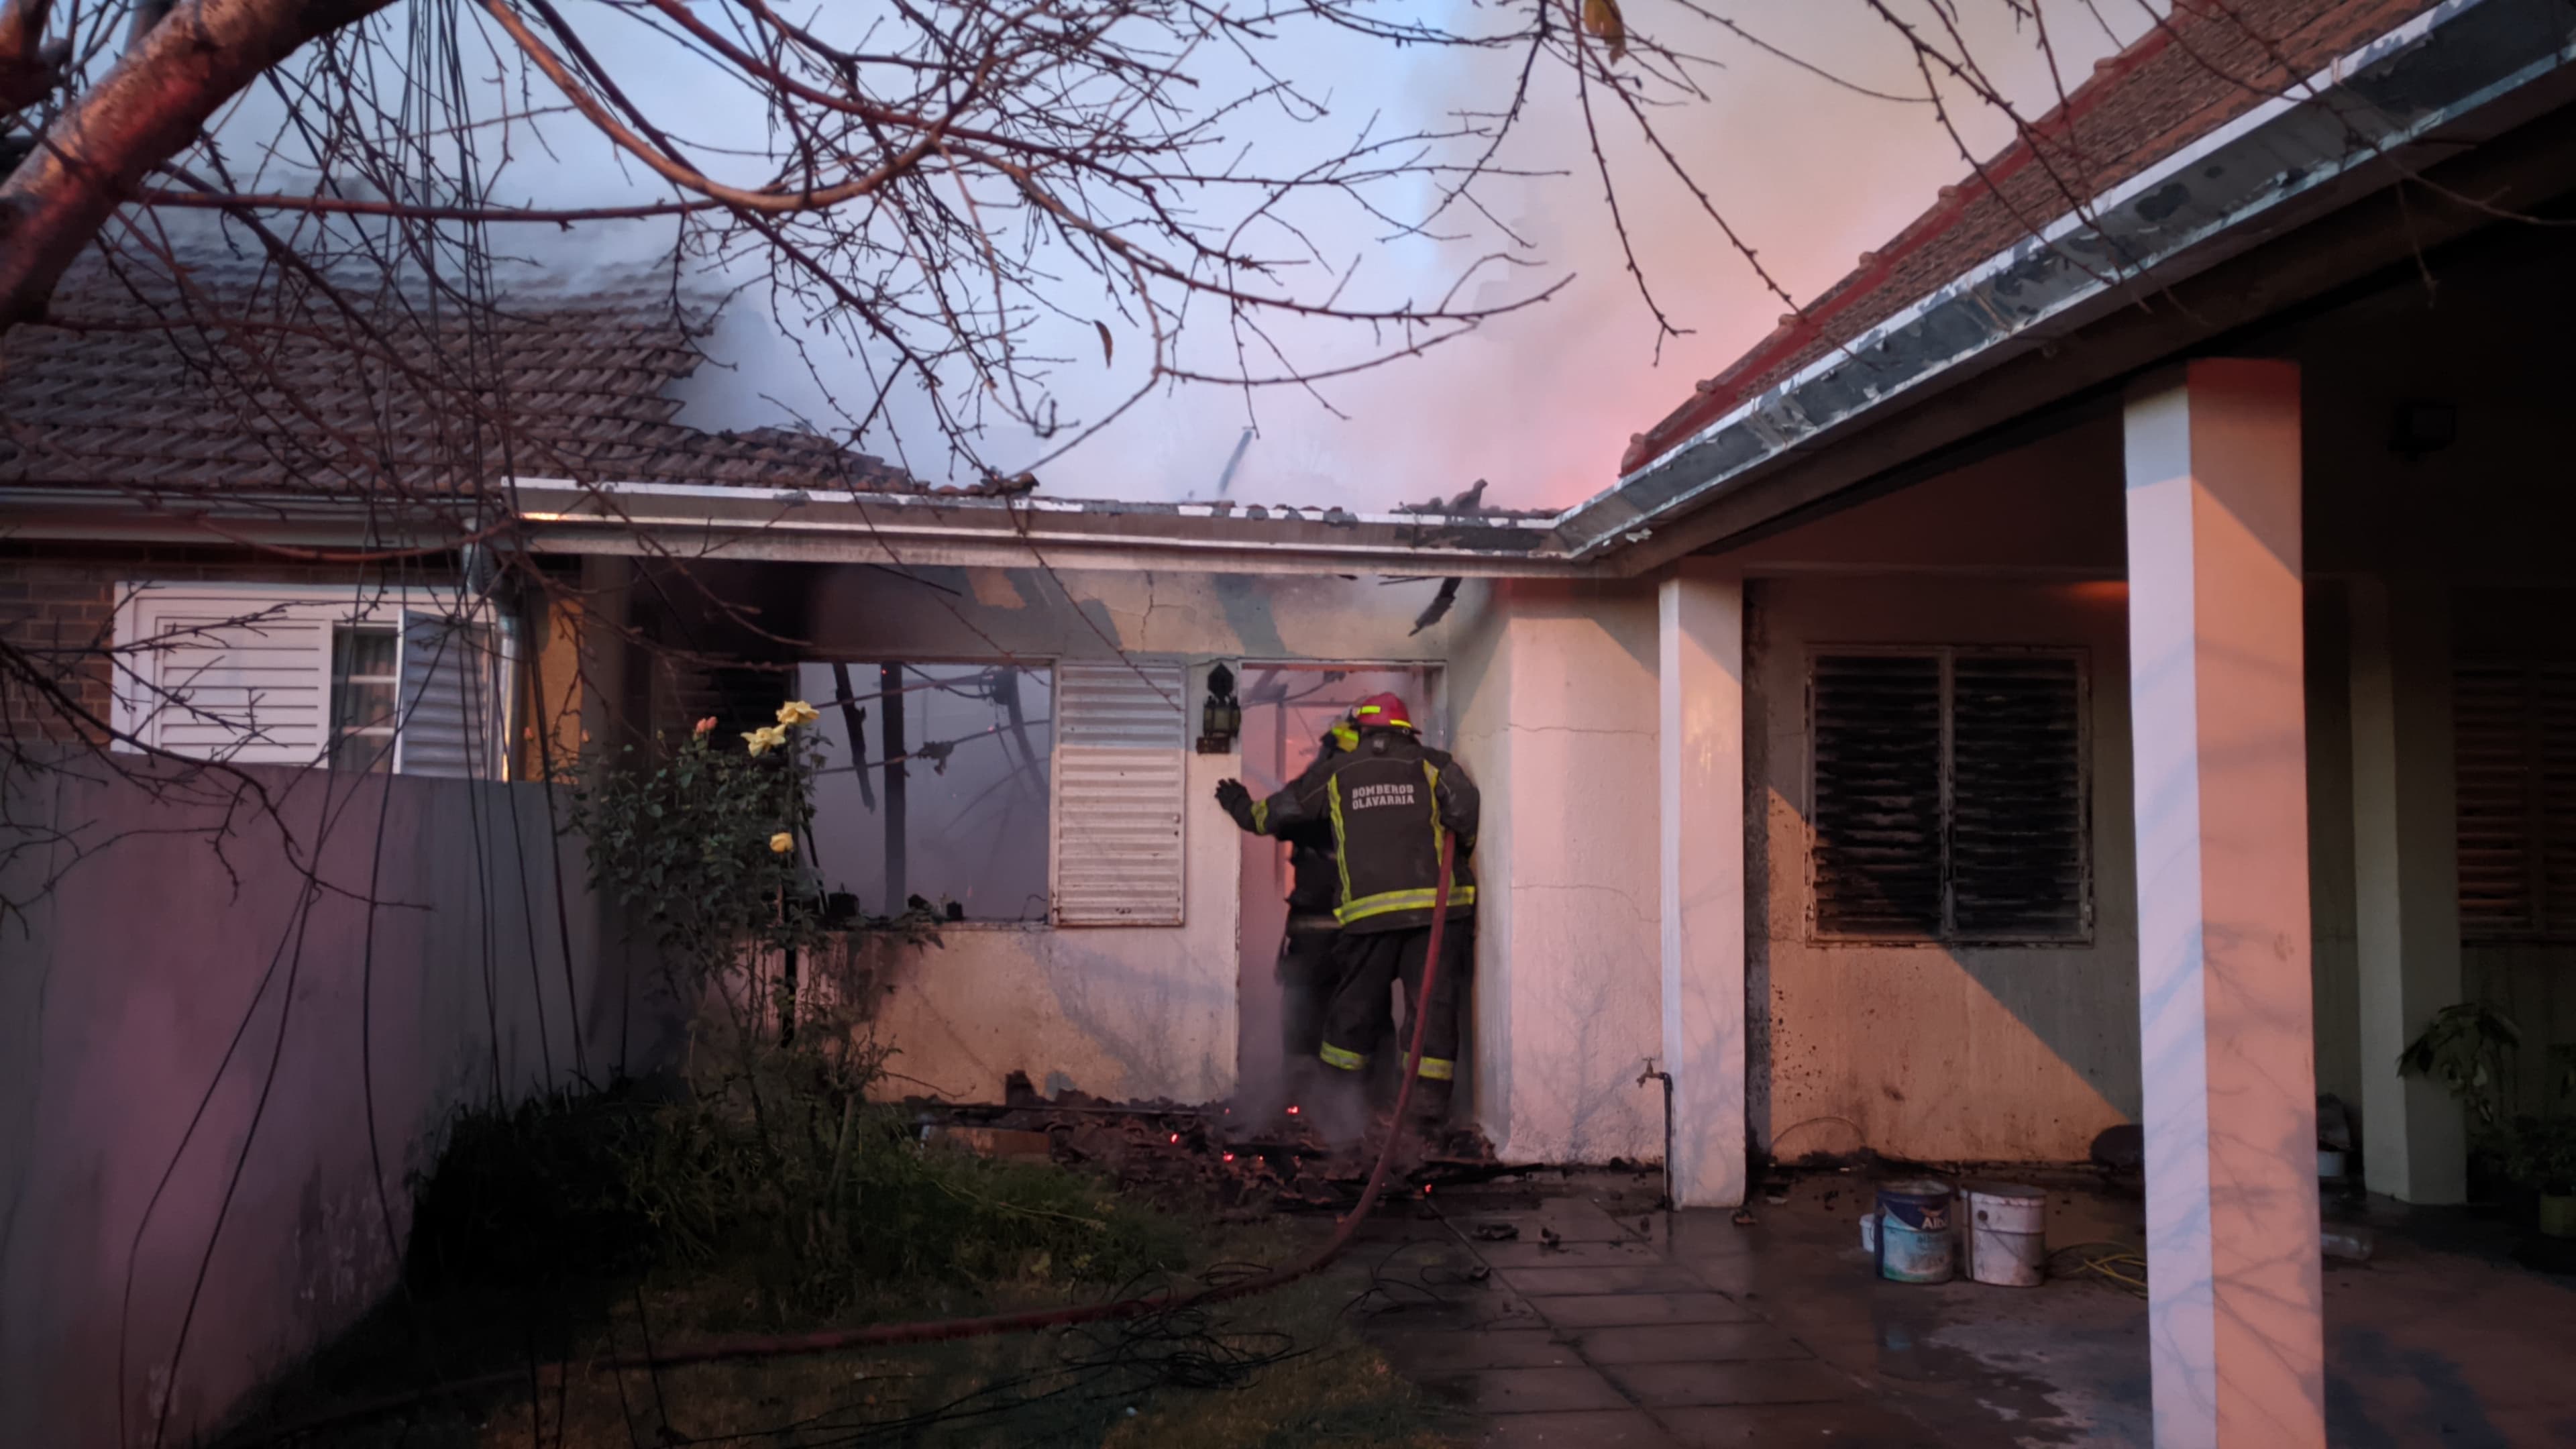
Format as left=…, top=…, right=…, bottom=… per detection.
left=1962, top=1182, right=2047, bottom=1287
left=1874, top=1179, right=1955, bottom=1283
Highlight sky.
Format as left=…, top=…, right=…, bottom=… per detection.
left=210, top=1, right=2169, bottom=515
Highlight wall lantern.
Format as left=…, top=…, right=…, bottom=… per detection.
left=1198, top=661, right=1242, bottom=754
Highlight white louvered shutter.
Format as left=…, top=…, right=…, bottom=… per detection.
left=131, top=607, right=333, bottom=764
left=1051, top=660, right=1187, bottom=926
left=398, top=611, right=504, bottom=780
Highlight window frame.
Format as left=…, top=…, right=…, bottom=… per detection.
left=804, top=655, right=1060, bottom=928
left=110, top=581, right=518, bottom=777
left=328, top=623, right=402, bottom=773
left=1804, top=643, right=2094, bottom=949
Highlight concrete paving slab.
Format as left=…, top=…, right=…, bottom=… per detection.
left=1474, top=1408, right=1684, bottom=1447
left=1374, top=1328, right=1582, bottom=1374
left=1422, top=1364, right=1631, bottom=1413
left=1498, top=1264, right=1687, bottom=1296
left=1533, top=1292, right=1758, bottom=1328
left=1599, top=1360, right=1861, bottom=1409
left=1654, top=1401, right=1950, bottom=1447
left=1471, top=1237, right=1664, bottom=1269
left=1568, top=1322, right=1813, bottom=1364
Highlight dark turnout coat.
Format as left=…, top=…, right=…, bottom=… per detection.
left=1240, top=726, right=1477, bottom=934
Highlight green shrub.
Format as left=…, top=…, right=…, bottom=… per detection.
left=403, top=1083, right=662, bottom=1293
left=402, top=1051, right=1184, bottom=1323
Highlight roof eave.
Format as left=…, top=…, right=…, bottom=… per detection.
left=1559, top=0, right=2575, bottom=571
left=508, top=478, right=1595, bottom=578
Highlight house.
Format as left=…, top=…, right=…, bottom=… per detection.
left=11, top=0, right=2576, bottom=1438
left=0, top=257, right=969, bottom=1440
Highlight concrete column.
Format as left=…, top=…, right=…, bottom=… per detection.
left=1658, top=562, right=1746, bottom=1208
left=1448, top=582, right=1664, bottom=1166
left=2123, top=360, right=2323, bottom=1449
left=2348, top=578, right=2467, bottom=1203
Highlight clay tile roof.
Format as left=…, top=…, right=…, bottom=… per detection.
left=1621, top=0, right=2438, bottom=476
left=0, top=255, right=957, bottom=498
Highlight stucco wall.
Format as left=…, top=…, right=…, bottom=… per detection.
left=1748, top=575, right=2141, bottom=1164
left=802, top=564, right=1461, bottom=667
left=790, top=565, right=1460, bottom=1107
left=1450, top=579, right=1665, bottom=1164
left=0, top=757, right=643, bottom=1446
left=848, top=749, right=1244, bottom=1105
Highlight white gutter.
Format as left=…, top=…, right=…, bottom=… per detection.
left=506, top=478, right=1593, bottom=578
left=1555, top=0, right=2576, bottom=565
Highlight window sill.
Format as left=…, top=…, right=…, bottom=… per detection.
left=1805, top=936, right=2098, bottom=951
left=830, top=919, right=1051, bottom=934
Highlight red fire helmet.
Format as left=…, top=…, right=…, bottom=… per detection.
left=1350, top=692, right=1415, bottom=732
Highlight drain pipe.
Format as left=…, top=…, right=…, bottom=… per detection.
left=1638, top=1058, right=1675, bottom=1210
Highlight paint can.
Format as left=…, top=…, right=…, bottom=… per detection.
left=1961, top=1182, right=2047, bottom=1287
left=1874, top=1179, right=1955, bottom=1283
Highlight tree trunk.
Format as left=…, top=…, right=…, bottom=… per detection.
left=0, top=0, right=392, bottom=332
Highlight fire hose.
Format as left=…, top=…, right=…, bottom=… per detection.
left=249, top=838, right=1458, bottom=1438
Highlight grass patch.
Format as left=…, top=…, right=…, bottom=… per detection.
left=277, top=1241, right=1456, bottom=1448
left=222, top=1068, right=1453, bottom=1449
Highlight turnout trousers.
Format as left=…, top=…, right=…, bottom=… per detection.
left=1277, top=913, right=1340, bottom=1061
left=1317, top=920, right=1473, bottom=1121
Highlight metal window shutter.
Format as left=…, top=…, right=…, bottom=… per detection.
left=1951, top=655, right=2088, bottom=939
left=140, top=610, right=331, bottom=763
left=398, top=611, right=504, bottom=780
left=1051, top=660, right=1187, bottom=926
left=1811, top=654, right=1943, bottom=938
left=2455, top=661, right=2536, bottom=939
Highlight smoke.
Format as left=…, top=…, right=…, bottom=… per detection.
left=189, top=2, right=2165, bottom=511
left=1092, top=0, right=2163, bottom=515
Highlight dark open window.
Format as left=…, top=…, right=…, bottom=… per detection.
left=799, top=661, right=1056, bottom=924
left=1809, top=649, right=2090, bottom=944
left=2454, top=659, right=2576, bottom=943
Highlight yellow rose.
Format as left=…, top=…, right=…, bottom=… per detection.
left=743, top=724, right=787, bottom=757
left=777, top=700, right=820, bottom=728
left=769, top=832, right=794, bottom=854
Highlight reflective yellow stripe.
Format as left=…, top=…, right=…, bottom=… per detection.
left=1320, top=1042, right=1367, bottom=1071
left=1424, top=759, right=1444, bottom=859
left=1329, top=723, right=1358, bottom=751
left=1328, top=774, right=1354, bottom=910
left=1336, top=884, right=1476, bottom=924
left=1415, top=1056, right=1455, bottom=1081
left=1249, top=798, right=1269, bottom=833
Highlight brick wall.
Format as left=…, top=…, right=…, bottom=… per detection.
left=0, top=561, right=115, bottom=740
left=0, top=545, right=462, bottom=743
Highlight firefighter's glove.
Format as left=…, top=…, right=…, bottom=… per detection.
left=1214, top=778, right=1258, bottom=833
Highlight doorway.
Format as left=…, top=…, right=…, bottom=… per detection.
left=1233, top=663, right=1443, bottom=1119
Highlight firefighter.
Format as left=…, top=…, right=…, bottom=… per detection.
left=1215, top=693, right=1477, bottom=1137
left=1217, top=720, right=1356, bottom=1118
